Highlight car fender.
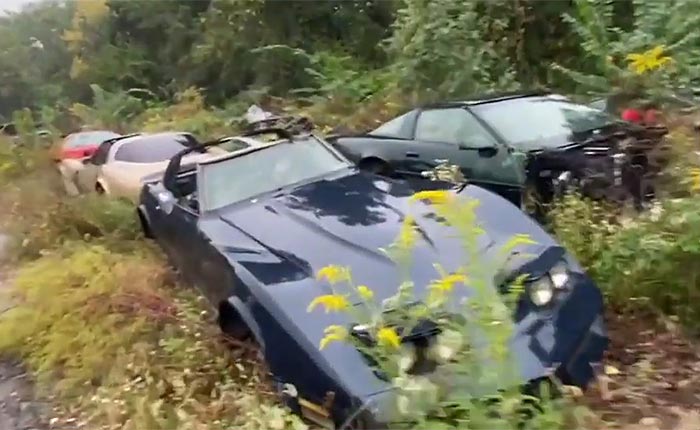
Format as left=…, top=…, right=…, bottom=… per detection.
left=225, top=296, right=266, bottom=351
left=332, top=136, right=388, bottom=161
left=136, top=204, right=153, bottom=238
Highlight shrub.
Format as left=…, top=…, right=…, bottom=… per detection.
left=550, top=191, right=700, bottom=334
left=138, top=88, right=231, bottom=138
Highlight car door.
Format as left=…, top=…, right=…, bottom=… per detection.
left=150, top=171, right=231, bottom=305
left=410, top=107, right=525, bottom=204
left=76, top=140, right=112, bottom=193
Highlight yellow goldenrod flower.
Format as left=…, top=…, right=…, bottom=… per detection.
left=689, top=168, right=700, bottom=192
left=307, top=294, right=350, bottom=313
left=319, top=325, right=348, bottom=350
left=429, top=273, right=468, bottom=294
left=397, top=215, right=418, bottom=250
left=409, top=190, right=452, bottom=205
left=626, top=45, right=672, bottom=75
left=501, top=233, right=537, bottom=254
left=357, top=285, right=375, bottom=301
left=316, top=265, right=350, bottom=284
left=377, top=326, right=401, bottom=349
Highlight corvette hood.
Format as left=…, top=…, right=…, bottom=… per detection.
left=214, top=173, right=555, bottom=303
left=209, top=173, right=599, bottom=400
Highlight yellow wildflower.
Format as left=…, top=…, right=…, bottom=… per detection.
left=626, top=45, right=672, bottom=75
left=397, top=215, right=418, bottom=250
left=319, top=325, right=348, bottom=350
left=357, top=285, right=375, bottom=301
left=501, top=233, right=537, bottom=254
left=429, top=273, right=468, bottom=294
left=307, top=294, right=350, bottom=313
left=409, top=190, right=452, bottom=205
left=316, top=265, right=350, bottom=284
left=690, top=168, right=700, bottom=192
left=377, top=326, right=401, bottom=349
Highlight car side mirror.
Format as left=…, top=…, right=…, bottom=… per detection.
left=156, top=189, right=176, bottom=215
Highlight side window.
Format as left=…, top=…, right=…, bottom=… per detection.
left=415, top=108, right=497, bottom=147
left=90, top=141, right=112, bottom=165
left=369, top=112, right=410, bottom=138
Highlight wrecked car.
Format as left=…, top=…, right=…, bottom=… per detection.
left=60, top=132, right=229, bottom=200
left=328, top=91, right=669, bottom=215
left=137, top=127, right=608, bottom=429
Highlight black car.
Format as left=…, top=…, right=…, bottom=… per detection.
left=329, top=91, right=669, bottom=213
left=137, top=128, right=608, bottom=428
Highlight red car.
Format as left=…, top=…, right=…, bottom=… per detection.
left=54, top=130, right=122, bottom=160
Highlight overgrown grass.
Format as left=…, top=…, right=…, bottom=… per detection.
left=0, top=142, right=305, bottom=429
left=0, top=244, right=305, bottom=430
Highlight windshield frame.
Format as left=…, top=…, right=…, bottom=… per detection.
left=196, top=135, right=353, bottom=213
left=469, top=95, right=621, bottom=146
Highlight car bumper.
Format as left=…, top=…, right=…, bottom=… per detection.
left=357, top=306, right=608, bottom=426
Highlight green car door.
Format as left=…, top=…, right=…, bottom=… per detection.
left=410, top=107, right=526, bottom=205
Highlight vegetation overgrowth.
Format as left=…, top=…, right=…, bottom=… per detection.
left=1, top=0, right=700, bottom=429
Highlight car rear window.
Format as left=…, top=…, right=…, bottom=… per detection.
left=65, top=131, right=120, bottom=148
left=113, top=134, right=194, bottom=163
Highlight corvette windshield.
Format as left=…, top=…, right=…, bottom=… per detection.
left=472, top=96, right=618, bottom=144
left=200, top=137, right=349, bottom=211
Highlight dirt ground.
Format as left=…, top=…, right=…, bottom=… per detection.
left=582, top=310, right=700, bottom=430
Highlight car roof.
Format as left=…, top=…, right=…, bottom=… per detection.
left=110, top=131, right=197, bottom=150
left=68, top=129, right=118, bottom=136
left=421, top=90, right=553, bottom=109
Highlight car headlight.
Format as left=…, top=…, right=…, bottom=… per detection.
left=529, top=276, right=554, bottom=306
left=528, top=260, right=571, bottom=306
left=549, top=261, right=570, bottom=289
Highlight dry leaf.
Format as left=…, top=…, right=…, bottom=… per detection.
left=605, top=365, right=621, bottom=376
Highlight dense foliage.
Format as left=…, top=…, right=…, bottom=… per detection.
left=2, top=0, right=699, bottom=123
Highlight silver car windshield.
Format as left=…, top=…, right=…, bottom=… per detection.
left=199, top=137, right=350, bottom=211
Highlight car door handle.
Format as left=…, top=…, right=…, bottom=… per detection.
left=405, top=151, right=419, bottom=158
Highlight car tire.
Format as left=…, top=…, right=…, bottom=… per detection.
left=95, top=182, right=106, bottom=195
left=218, top=302, right=252, bottom=341
left=358, top=158, right=391, bottom=176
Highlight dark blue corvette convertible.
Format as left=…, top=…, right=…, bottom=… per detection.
left=137, top=128, right=608, bottom=429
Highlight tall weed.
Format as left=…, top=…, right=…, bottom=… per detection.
left=0, top=244, right=306, bottom=430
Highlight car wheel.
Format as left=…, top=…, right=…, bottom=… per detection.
left=218, top=302, right=252, bottom=342
left=95, top=182, right=106, bottom=195
left=359, top=158, right=391, bottom=176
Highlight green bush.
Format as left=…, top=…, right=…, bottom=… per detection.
left=550, top=193, right=700, bottom=334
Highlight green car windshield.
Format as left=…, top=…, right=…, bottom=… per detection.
left=199, top=137, right=350, bottom=211
left=472, top=96, right=619, bottom=149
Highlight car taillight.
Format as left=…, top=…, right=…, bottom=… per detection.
left=60, top=146, right=97, bottom=159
